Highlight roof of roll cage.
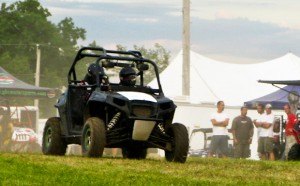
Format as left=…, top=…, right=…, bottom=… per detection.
left=67, top=47, right=164, bottom=95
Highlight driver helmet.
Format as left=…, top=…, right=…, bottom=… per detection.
left=119, top=67, right=136, bottom=86
left=85, top=63, right=108, bottom=85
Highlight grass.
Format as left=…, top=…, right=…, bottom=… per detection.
left=0, top=153, right=300, bottom=185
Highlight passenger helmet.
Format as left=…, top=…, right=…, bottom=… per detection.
left=119, top=67, right=136, bottom=86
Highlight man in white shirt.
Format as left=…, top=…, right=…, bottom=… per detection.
left=256, top=103, right=275, bottom=160
left=253, top=103, right=265, bottom=159
left=209, top=101, right=229, bottom=157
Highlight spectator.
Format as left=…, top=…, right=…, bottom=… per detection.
left=0, top=107, right=4, bottom=123
left=283, top=104, right=298, bottom=160
left=231, top=106, right=254, bottom=158
left=0, top=107, right=13, bottom=151
left=209, top=101, right=229, bottom=158
left=258, top=104, right=275, bottom=160
left=253, top=103, right=265, bottom=159
left=0, top=108, right=5, bottom=144
left=112, top=148, right=118, bottom=158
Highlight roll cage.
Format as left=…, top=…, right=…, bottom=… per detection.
left=67, top=47, right=164, bottom=96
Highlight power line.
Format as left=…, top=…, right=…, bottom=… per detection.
left=0, top=43, right=76, bottom=51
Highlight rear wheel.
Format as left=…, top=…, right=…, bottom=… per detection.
left=82, top=117, right=106, bottom=157
left=287, top=143, right=300, bottom=160
left=42, top=117, right=67, bottom=155
left=165, top=123, right=189, bottom=163
left=122, top=147, right=147, bottom=159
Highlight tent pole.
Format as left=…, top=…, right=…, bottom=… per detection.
left=182, top=0, right=190, bottom=96
left=34, top=44, right=41, bottom=132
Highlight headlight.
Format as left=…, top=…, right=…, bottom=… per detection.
left=132, top=106, right=152, bottom=117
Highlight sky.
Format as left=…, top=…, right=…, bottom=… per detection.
left=5, top=0, right=300, bottom=63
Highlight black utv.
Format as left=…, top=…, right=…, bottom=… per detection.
left=42, top=47, right=189, bottom=163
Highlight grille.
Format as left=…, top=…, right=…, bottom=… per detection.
left=15, top=134, right=30, bottom=142
left=132, top=106, right=152, bottom=117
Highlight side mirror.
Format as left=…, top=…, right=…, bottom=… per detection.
left=137, top=63, right=149, bottom=71
left=102, top=60, right=115, bottom=68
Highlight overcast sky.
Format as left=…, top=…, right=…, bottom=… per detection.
left=5, top=0, right=300, bottom=63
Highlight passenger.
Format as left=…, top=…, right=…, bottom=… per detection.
left=283, top=104, right=298, bottom=160
left=231, top=106, right=254, bottom=159
left=119, top=67, right=136, bottom=86
left=209, top=101, right=230, bottom=158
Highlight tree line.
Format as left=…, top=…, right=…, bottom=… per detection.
left=0, top=0, right=170, bottom=117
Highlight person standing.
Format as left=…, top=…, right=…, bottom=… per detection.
left=231, top=106, right=254, bottom=158
left=0, top=108, right=5, bottom=149
left=209, top=101, right=229, bottom=158
left=283, top=104, right=298, bottom=160
left=253, top=103, right=265, bottom=159
left=257, top=104, right=275, bottom=160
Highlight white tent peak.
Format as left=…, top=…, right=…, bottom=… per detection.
left=283, top=52, right=300, bottom=61
left=149, top=51, right=300, bottom=106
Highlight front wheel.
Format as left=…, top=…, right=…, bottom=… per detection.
left=42, top=117, right=67, bottom=155
left=82, top=117, right=106, bottom=157
left=165, top=123, right=189, bottom=163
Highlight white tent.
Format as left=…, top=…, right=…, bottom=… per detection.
left=150, top=51, right=300, bottom=106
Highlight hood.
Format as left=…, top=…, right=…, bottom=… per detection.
left=117, top=91, right=157, bottom=103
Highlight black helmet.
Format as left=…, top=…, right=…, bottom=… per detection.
left=84, top=63, right=106, bottom=85
left=87, top=64, right=104, bottom=77
left=119, top=67, right=136, bottom=86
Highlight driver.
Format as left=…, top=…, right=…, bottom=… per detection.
left=119, top=66, right=137, bottom=86
left=84, top=63, right=109, bottom=86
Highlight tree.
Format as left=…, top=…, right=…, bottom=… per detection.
left=88, top=40, right=100, bottom=48
left=116, top=43, right=170, bottom=83
left=57, top=17, right=86, bottom=47
left=0, top=0, right=86, bottom=117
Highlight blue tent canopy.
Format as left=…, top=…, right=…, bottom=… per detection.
left=244, top=85, right=300, bottom=109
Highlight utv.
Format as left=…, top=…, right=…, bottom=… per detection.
left=42, top=47, right=189, bottom=163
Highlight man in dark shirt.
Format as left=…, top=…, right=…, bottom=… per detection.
left=231, top=106, right=254, bottom=158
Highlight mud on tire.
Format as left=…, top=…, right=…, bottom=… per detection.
left=82, top=117, right=106, bottom=157
left=42, top=117, right=67, bottom=155
left=165, top=123, right=189, bottom=163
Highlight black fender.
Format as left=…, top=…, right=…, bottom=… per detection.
left=55, top=91, right=68, bottom=135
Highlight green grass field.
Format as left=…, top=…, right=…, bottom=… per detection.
left=0, top=153, right=299, bottom=185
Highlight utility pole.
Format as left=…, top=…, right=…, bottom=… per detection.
left=34, top=44, right=41, bottom=131
left=182, top=0, right=190, bottom=96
